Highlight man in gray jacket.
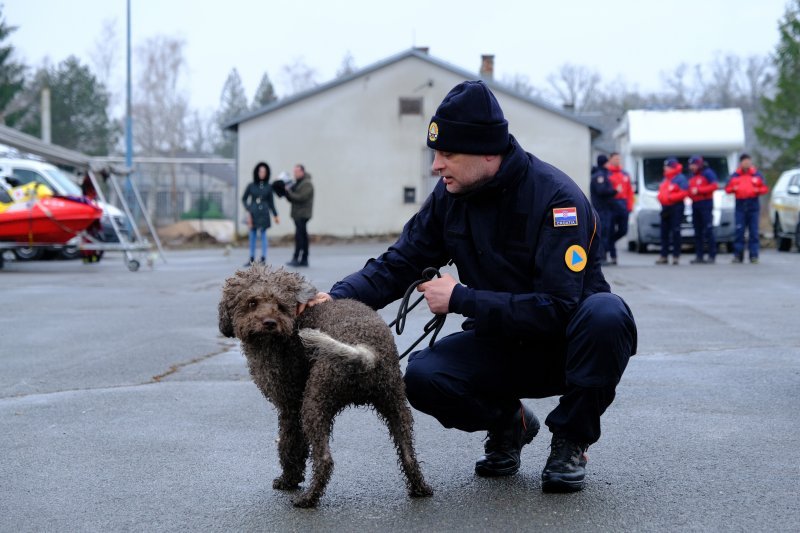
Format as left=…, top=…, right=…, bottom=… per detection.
left=285, top=164, right=314, bottom=267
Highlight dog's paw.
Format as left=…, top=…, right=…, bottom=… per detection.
left=291, top=491, right=320, bottom=508
left=273, top=476, right=301, bottom=491
left=409, top=482, right=434, bottom=498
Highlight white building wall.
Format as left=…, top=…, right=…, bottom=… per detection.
left=236, top=55, right=592, bottom=238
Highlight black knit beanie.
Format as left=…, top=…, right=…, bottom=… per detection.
left=426, top=80, right=509, bottom=155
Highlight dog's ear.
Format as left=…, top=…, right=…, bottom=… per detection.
left=218, top=299, right=235, bottom=337
left=219, top=271, right=250, bottom=338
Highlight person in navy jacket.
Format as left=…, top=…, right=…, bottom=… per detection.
left=301, top=81, right=637, bottom=493
left=589, top=154, right=617, bottom=265
left=725, top=154, right=769, bottom=263
left=656, top=158, right=689, bottom=265
left=687, top=156, right=719, bottom=264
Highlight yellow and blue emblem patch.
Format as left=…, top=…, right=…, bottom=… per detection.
left=565, top=244, right=587, bottom=272
left=553, top=207, right=578, bottom=227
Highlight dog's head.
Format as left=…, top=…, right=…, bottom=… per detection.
left=218, top=264, right=318, bottom=341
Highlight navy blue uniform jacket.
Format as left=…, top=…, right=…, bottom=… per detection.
left=329, top=137, right=611, bottom=342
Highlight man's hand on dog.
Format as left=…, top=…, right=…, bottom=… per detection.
left=418, top=273, right=457, bottom=315
left=299, top=292, right=333, bottom=315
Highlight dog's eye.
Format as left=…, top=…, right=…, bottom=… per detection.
left=248, top=300, right=257, bottom=308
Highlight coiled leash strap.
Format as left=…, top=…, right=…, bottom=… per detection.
left=389, top=267, right=447, bottom=360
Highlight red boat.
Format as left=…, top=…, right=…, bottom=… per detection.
left=0, top=196, right=103, bottom=244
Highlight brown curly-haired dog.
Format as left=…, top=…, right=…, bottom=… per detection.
left=218, top=264, right=433, bottom=508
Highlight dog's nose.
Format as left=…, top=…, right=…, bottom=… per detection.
left=263, top=318, right=278, bottom=330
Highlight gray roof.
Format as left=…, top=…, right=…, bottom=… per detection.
left=224, top=48, right=600, bottom=133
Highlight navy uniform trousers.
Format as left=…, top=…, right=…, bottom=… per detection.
left=403, top=292, right=637, bottom=446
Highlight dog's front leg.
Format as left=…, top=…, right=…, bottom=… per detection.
left=273, top=404, right=308, bottom=491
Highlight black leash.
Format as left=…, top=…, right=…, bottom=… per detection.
left=389, top=267, right=447, bottom=360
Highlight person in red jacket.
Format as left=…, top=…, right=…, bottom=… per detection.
left=725, top=154, right=769, bottom=263
left=605, top=152, right=634, bottom=265
left=656, top=158, right=689, bottom=265
left=687, top=156, right=719, bottom=264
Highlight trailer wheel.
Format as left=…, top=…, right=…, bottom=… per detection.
left=127, top=259, right=140, bottom=272
left=13, top=247, right=44, bottom=261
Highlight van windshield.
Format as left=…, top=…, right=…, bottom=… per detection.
left=642, top=156, right=730, bottom=191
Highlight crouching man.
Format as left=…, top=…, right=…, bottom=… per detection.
left=304, top=80, right=637, bottom=492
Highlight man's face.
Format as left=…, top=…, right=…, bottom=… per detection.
left=431, top=151, right=498, bottom=194
left=689, top=163, right=699, bottom=173
left=293, top=166, right=303, bottom=179
left=608, top=154, right=621, bottom=167
left=740, top=158, right=752, bottom=171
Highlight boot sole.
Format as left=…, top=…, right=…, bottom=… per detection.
left=541, top=474, right=585, bottom=493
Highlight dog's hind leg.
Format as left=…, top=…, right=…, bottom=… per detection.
left=373, top=396, right=434, bottom=498
left=291, top=389, right=339, bottom=508
left=273, top=406, right=308, bottom=491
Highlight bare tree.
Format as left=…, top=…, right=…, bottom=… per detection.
left=132, top=35, right=190, bottom=221
left=336, top=51, right=357, bottom=78
left=659, top=63, right=698, bottom=107
left=87, top=18, right=122, bottom=136
left=132, top=35, right=190, bottom=156
left=279, top=57, right=318, bottom=95
left=186, top=109, right=220, bottom=154
left=500, top=73, right=542, bottom=99
left=742, top=54, right=774, bottom=110
left=546, top=63, right=601, bottom=111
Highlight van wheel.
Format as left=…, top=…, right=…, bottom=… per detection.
left=795, top=222, right=800, bottom=252
left=13, top=247, right=44, bottom=261
left=775, top=215, right=792, bottom=251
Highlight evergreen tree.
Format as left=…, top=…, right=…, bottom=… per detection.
left=251, top=72, right=277, bottom=109
left=215, top=68, right=248, bottom=157
left=756, top=0, right=800, bottom=170
left=17, top=57, right=117, bottom=155
left=0, top=5, right=26, bottom=126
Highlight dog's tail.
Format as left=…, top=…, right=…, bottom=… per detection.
left=298, top=328, right=377, bottom=369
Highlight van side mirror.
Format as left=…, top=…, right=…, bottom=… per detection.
left=788, top=184, right=800, bottom=195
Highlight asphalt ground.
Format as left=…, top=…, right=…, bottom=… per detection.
left=1, top=243, right=798, bottom=532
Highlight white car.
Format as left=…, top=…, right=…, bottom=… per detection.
left=769, top=167, right=800, bottom=252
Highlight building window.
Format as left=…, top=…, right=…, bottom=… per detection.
left=399, top=97, right=423, bottom=115
left=403, top=187, right=416, bottom=204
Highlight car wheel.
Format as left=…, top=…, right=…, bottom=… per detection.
left=58, top=245, right=82, bottom=260
left=13, top=247, right=44, bottom=261
left=775, top=215, right=792, bottom=252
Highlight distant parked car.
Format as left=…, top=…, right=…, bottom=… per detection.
left=769, top=167, right=800, bottom=252
left=0, top=157, right=133, bottom=260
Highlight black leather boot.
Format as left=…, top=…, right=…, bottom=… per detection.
left=541, top=435, right=588, bottom=492
left=475, top=403, right=540, bottom=477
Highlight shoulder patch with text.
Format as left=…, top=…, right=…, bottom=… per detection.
left=553, top=207, right=578, bottom=227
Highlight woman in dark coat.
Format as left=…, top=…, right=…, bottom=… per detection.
left=242, top=162, right=279, bottom=265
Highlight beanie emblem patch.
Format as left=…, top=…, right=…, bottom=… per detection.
left=428, top=122, right=439, bottom=142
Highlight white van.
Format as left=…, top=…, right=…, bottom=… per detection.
left=0, top=157, right=132, bottom=259
left=613, top=109, right=745, bottom=253
left=769, top=167, right=800, bottom=252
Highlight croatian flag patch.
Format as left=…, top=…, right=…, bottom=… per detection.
left=553, top=207, right=578, bottom=227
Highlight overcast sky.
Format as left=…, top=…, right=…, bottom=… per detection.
left=4, top=0, right=792, bottom=115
